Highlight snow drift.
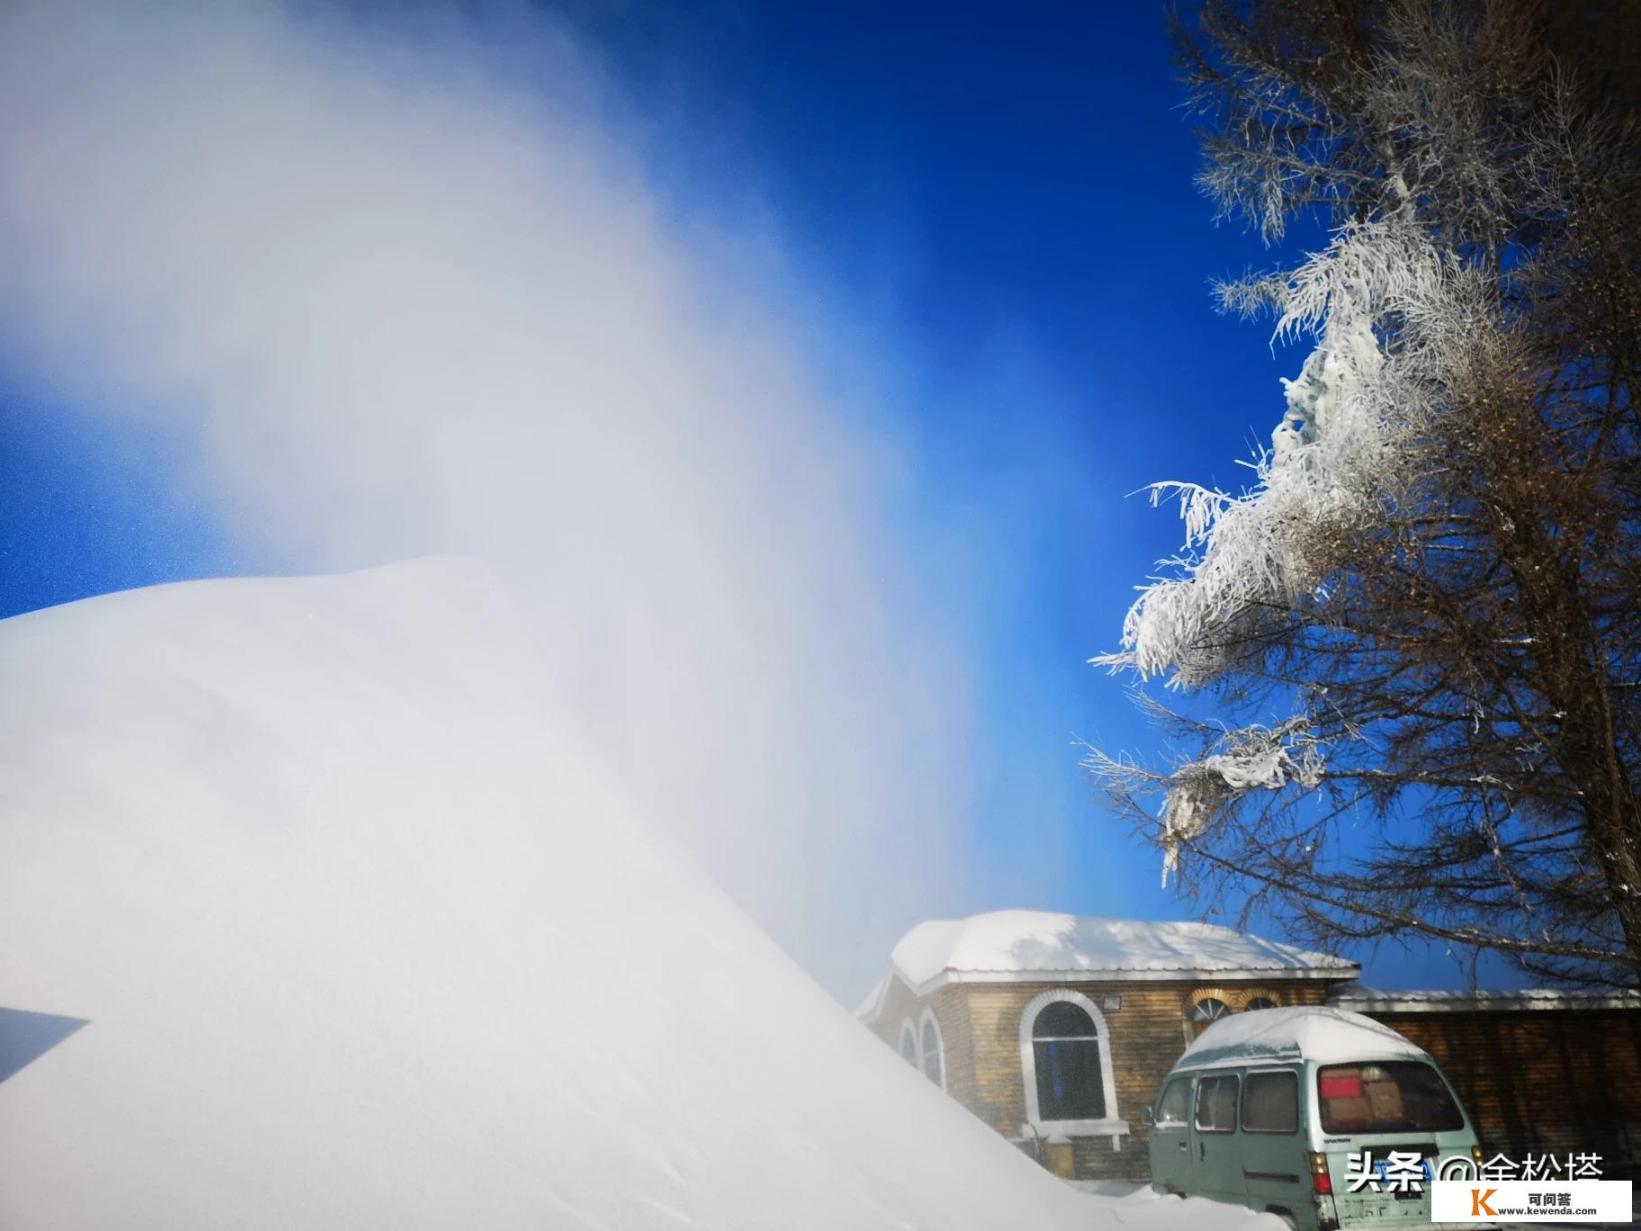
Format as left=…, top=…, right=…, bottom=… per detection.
left=0, top=560, right=1276, bottom=1229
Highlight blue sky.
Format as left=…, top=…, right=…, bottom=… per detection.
left=0, top=2, right=1514, bottom=991
left=558, top=0, right=1514, bottom=987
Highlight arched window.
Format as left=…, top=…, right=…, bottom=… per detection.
left=1244, top=996, right=1279, bottom=1012
left=1033, top=1003, right=1103, bottom=1119
left=1190, top=996, right=1230, bottom=1036
left=898, top=1020, right=918, bottom=1066
left=919, top=1009, right=945, bottom=1089
left=1019, top=990, right=1119, bottom=1132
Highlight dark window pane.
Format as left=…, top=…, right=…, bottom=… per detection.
left=1243, top=1071, right=1299, bottom=1133
left=1245, top=997, right=1279, bottom=1012
left=1033, top=1001, right=1096, bottom=1039
left=1194, top=1074, right=1239, bottom=1133
left=1034, top=1038, right=1105, bottom=1120
left=921, top=1020, right=942, bottom=1085
left=899, top=1026, right=917, bottom=1065
left=1317, top=1062, right=1464, bottom=1134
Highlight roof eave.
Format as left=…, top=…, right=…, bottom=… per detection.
left=896, top=963, right=1361, bottom=998
left=1332, top=992, right=1641, bottom=1014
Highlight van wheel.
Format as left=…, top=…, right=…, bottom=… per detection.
left=1267, top=1209, right=1298, bottom=1231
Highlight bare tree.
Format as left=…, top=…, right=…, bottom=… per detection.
left=1088, top=0, right=1641, bottom=985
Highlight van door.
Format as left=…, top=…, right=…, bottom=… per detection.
left=1239, top=1068, right=1308, bottom=1224
left=1149, top=1075, right=1194, bottom=1193
left=1190, top=1071, right=1242, bottom=1204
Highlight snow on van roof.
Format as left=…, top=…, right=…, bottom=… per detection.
left=1174, top=1006, right=1425, bottom=1070
left=881, top=910, right=1356, bottom=999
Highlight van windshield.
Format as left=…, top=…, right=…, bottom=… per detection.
left=1316, top=1062, right=1464, bottom=1134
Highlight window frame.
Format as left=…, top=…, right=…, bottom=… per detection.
left=1191, top=996, right=1231, bottom=1023
left=1240, top=1068, right=1300, bottom=1135
left=1155, top=1076, right=1192, bottom=1128
left=898, top=1019, right=919, bottom=1067
left=919, top=1007, right=946, bottom=1091
left=1193, top=1072, right=1240, bottom=1135
left=1315, top=1060, right=1467, bottom=1135
left=1017, top=988, right=1126, bottom=1140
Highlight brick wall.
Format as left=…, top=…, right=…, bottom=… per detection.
left=1365, top=1009, right=1641, bottom=1179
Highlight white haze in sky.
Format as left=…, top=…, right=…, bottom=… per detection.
left=0, top=2, right=980, bottom=997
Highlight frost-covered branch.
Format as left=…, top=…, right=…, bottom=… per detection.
left=1155, top=717, right=1323, bottom=887
left=1095, top=219, right=1488, bottom=689
left=1089, top=0, right=1641, bottom=984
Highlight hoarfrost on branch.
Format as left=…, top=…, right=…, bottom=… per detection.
left=1093, top=219, right=1488, bottom=881
left=1159, top=718, right=1323, bottom=887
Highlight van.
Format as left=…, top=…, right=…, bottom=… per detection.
left=1141, top=1006, right=1483, bottom=1230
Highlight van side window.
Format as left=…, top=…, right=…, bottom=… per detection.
left=1193, top=1073, right=1239, bottom=1133
left=1156, top=1077, right=1191, bottom=1126
left=1241, top=1070, right=1299, bottom=1134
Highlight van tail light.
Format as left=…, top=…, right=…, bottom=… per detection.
left=1309, top=1151, right=1333, bottom=1195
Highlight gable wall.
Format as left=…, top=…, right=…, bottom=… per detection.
left=868, top=975, right=924, bottom=1059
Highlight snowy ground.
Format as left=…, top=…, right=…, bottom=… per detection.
left=0, top=560, right=1287, bottom=1229
left=1075, top=1182, right=1291, bottom=1224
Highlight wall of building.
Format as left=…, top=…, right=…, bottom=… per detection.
left=868, top=974, right=1336, bottom=1182
left=1365, top=1009, right=1641, bottom=1179
left=867, top=974, right=980, bottom=1103
left=870, top=971, right=1641, bottom=1187
left=868, top=976, right=923, bottom=1060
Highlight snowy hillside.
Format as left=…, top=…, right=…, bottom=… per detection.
left=0, top=561, right=1273, bottom=1229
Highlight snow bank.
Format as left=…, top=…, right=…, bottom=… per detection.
left=1175, top=1006, right=1425, bottom=1072
left=885, top=910, right=1354, bottom=994
left=0, top=560, right=1286, bottom=1230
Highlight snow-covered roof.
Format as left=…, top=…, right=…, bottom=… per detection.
left=863, top=910, right=1357, bottom=1018
left=1328, top=985, right=1641, bottom=1013
left=1174, top=1006, right=1424, bottom=1071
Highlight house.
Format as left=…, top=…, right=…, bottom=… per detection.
left=855, top=910, right=1360, bottom=1181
